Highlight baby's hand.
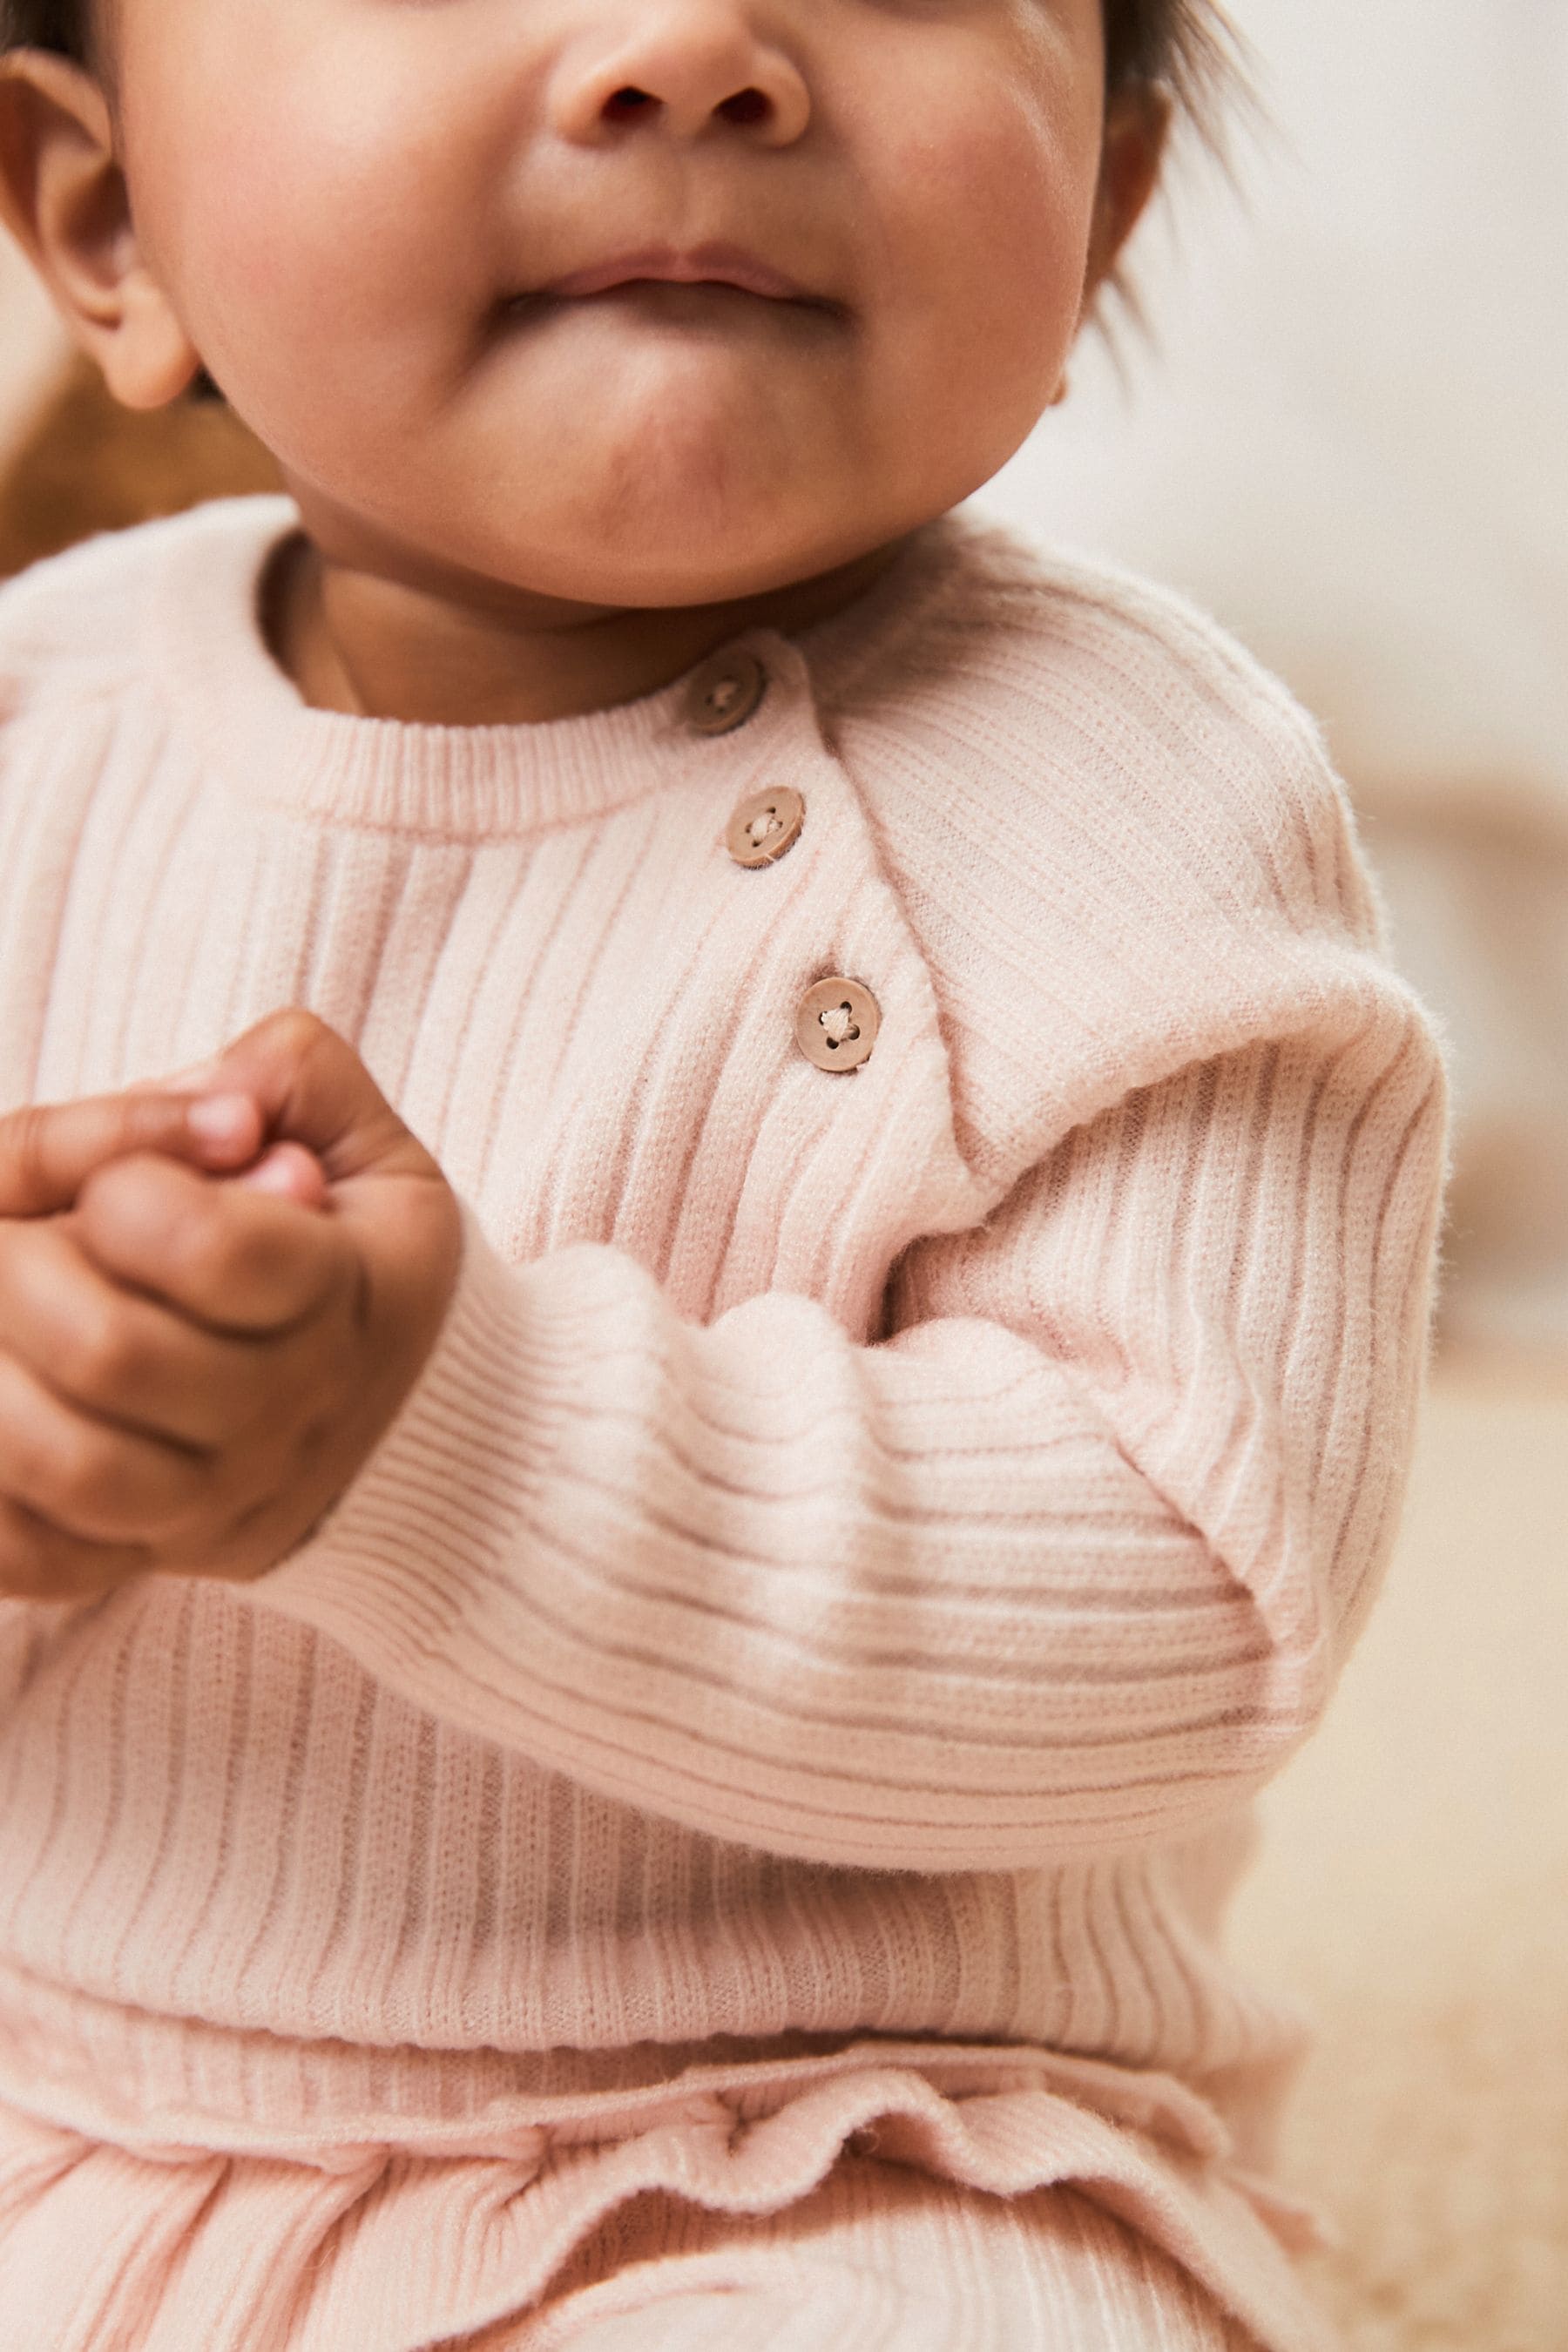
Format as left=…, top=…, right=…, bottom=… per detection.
left=0, top=1015, right=463, bottom=1603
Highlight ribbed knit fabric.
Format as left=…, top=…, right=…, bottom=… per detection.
left=0, top=2103, right=1266, bottom=2349
left=0, top=496, right=1447, bottom=2352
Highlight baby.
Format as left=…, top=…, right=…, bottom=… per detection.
left=0, top=3, right=1446, bottom=2349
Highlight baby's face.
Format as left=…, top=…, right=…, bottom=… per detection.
left=112, top=0, right=1125, bottom=605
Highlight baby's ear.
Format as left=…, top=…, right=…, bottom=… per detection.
left=0, top=49, right=203, bottom=410
left=1083, top=81, right=1173, bottom=314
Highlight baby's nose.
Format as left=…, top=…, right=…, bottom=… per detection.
left=547, top=2, right=812, bottom=146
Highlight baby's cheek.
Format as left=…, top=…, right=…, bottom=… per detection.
left=179, top=119, right=402, bottom=341
left=128, top=42, right=474, bottom=443
left=877, top=121, right=1087, bottom=472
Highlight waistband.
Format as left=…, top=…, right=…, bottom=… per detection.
left=0, top=1949, right=1234, bottom=2173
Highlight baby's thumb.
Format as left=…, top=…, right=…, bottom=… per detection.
left=186, top=1009, right=439, bottom=1187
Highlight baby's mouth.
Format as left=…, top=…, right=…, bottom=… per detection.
left=497, top=282, right=850, bottom=346
left=503, top=244, right=850, bottom=328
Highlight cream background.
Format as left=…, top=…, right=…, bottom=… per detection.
left=979, top=0, right=1568, bottom=812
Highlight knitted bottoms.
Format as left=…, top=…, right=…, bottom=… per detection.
left=489, top=2154, right=1267, bottom=2349
left=0, top=2092, right=1279, bottom=2352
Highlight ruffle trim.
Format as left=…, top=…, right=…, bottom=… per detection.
left=0, top=2065, right=1340, bottom=2352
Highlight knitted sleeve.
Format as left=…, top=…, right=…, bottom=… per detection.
left=251, top=952, right=1447, bottom=1874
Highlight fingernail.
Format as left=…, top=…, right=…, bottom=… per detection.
left=187, top=1093, right=256, bottom=1146
left=237, top=1159, right=298, bottom=1196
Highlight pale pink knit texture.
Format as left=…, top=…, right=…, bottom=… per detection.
left=0, top=2101, right=1266, bottom=2349
left=0, top=497, right=1447, bottom=2350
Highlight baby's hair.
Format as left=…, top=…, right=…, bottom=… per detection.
left=0, top=0, right=91, bottom=69
left=1106, top=0, right=1246, bottom=158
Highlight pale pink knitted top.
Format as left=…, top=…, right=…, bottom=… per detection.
left=0, top=497, right=1446, bottom=2349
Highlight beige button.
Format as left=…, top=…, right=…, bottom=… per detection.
left=727, top=786, right=805, bottom=868
left=795, top=976, right=881, bottom=1073
left=686, top=649, right=767, bottom=737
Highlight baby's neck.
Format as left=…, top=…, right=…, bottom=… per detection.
left=261, top=517, right=912, bottom=727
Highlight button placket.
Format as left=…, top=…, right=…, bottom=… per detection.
left=687, top=647, right=882, bottom=1076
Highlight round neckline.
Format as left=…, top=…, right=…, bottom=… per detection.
left=147, top=496, right=956, bottom=841
left=150, top=498, right=761, bottom=838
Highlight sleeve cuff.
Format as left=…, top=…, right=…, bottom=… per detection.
left=252, top=1196, right=575, bottom=1653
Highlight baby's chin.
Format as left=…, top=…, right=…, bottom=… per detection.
left=252, top=318, right=915, bottom=606
left=344, top=453, right=898, bottom=612
left=490, top=506, right=882, bottom=612
left=450, top=336, right=896, bottom=598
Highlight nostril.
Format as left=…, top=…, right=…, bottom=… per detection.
left=605, top=86, right=656, bottom=118
left=719, top=89, right=770, bottom=125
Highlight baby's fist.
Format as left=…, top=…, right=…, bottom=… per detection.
left=122, top=1006, right=466, bottom=1566
left=0, top=1013, right=463, bottom=1598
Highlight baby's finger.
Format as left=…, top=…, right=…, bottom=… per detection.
left=232, top=1141, right=330, bottom=1206
left=0, top=1090, right=264, bottom=1217
left=172, top=1008, right=441, bottom=1186
left=0, top=1217, right=280, bottom=1450
left=73, top=1152, right=354, bottom=1335
left=0, top=1494, right=150, bottom=1605
left=0, top=1350, right=210, bottom=1546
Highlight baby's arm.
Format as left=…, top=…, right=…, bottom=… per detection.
left=233, top=978, right=1446, bottom=1874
